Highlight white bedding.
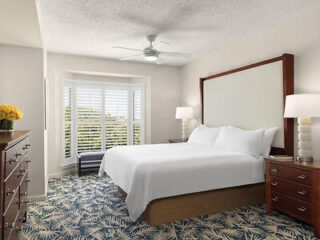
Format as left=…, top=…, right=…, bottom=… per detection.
left=98, top=143, right=265, bottom=221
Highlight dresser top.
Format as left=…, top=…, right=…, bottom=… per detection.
left=0, top=130, right=30, bottom=149
left=265, top=157, right=320, bottom=171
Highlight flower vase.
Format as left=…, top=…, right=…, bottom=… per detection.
left=0, top=119, right=14, bottom=131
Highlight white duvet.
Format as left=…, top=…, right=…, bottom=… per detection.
left=98, top=143, right=265, bottom=221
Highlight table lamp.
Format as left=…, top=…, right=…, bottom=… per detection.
left=176, top=107, right=193, bottom=140
left=284, top=94, right=320, bottom=162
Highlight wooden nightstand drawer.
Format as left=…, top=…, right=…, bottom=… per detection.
left=270, top=163, right=313, bottom=185
left=270, top=176, right=311, bottom=202
left=266, top=158, right=320, bottom=238
left=271, top=192, right=311, bottom=223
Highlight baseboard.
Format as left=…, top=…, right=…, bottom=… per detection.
left=29, top=194, right=47, bottom=202
left=48, top=165, right=77, bottom=179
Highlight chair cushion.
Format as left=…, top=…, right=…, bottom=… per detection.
left=78, top=151, right=105, bottom=161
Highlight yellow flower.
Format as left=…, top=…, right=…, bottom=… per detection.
left=0, top=105, right=23, bottom=120
left=7, top=113, right=16, bottom=121
left=0, top=111, right=5, bottom=120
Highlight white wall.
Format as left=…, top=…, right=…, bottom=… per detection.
left=0, top=44, right=45, bottom=200
left=47, top=53, right=181, bottom=177
left=181, top=7, right=320, bottom=159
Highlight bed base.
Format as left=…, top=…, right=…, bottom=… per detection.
left=118, top=183, right=265, bottom=226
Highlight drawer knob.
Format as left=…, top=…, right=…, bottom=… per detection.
left=9, top=158, right=18, bottom=164
left=271, top=168, right=278, bottom=173
left=17, top=173, right=24, bottom=178
left=26, top=160, right=31, bottom=164
left=26, top=179, right=31, bottom=183
left=26, top=143, right=31, bottom=147
left=298, top=174, right=306, bottom=180
left=298, top=190, right=307, bottom=195
left=4, top=223, right=14, bottom=230
left=272, top=197, right=279, bottom=202
left=271, top=182, right=278, bottom=186
left=23, top=144, right=31, bottom=150
left=20, top=191, right=27, bottom=196
left=15, top=153, right=22, bottom=157
left=297, top=207, right=306, bottom=212
left=6, top=188, right=16, bottom=196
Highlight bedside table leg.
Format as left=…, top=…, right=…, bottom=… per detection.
left=266, top=206, right=272, bottom=216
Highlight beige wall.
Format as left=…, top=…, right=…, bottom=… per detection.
left=0, top=44, right=46, bottom=200
left=180, top=7, right=320, bottom=159
left=47, top=52, right=181, bottom=177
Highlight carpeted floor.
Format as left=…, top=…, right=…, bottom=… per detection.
left=19, top=175, right=316, bottom=240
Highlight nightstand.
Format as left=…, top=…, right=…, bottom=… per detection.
left=265, top=158, right=320, bottom=238
left=168, top=138, right=188, bottom=143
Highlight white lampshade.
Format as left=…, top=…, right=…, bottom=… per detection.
left=175, top=107, right=193, bottom=119
left=284, top=94, right=320, bottom=118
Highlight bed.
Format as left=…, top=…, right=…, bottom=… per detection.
left=99, top=54, right=294, bottom=225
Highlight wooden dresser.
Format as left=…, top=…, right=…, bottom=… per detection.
left=265, top=158, right=320, bottom=238
left=0, top=131, right=31, bottom=240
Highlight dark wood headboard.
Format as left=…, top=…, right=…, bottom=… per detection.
left=200, top=54, right=294, bottom=155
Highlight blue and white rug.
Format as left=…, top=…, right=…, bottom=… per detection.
left=19, top=175, right=316, bottom=239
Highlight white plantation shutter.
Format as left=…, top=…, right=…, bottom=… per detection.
left=76, top=87, right=103, bottom=153
left=105, top=88, right=129, bottom=149
left=64, top=85, right=72, bottom=159
left=62, top=80, right=145, bottom=165
left=133, top=88, right=144, bottom=145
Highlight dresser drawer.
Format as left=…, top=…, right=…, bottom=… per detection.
left=270, top=163, right=313, bottom=185
left=3, top=191, right=19, bottom=240
left=4, top=136, right=30, bottom=179
left=20, top=156, right=31, bottom=173
left=19, top=171, right=29, bottom=206
left=271, top=192, right=311, bottom=222
left=4, top=165, right=24, bottom=212
left=270, top=176, right=312, bottom=202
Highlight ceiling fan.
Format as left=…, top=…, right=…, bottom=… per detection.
left=113, top=34, right=191, bottom=63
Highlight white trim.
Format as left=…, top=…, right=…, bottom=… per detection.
left=48, top=165, right=77, bottom=178
left=29, top=194, right=47, bottom=202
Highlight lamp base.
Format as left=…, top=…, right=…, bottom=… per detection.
left=296, top=156, right=314, bottom=162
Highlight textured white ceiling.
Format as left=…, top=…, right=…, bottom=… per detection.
left=0, top=0, right=42, bottom=48
left=38, top=0, right=320, bottom=66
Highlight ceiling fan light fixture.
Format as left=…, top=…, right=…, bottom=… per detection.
left=144, top=55, right=158, bottom=61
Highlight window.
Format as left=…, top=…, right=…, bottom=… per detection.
left=62, top=80, right=145, bottom=165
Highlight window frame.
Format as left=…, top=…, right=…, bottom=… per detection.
left=61, top=79, right=145, bottom=166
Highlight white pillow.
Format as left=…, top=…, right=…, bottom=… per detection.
left=261, top=127, right=278, bottom=157
left=188, top=125, right=221, bottom=145
left=214, top=127, right=265, bottom=158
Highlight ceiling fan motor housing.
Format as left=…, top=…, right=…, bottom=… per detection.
left=143, top=48, right=159, bottom=58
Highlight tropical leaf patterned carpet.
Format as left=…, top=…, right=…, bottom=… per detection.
left=19, top=175, right=317, bottom=240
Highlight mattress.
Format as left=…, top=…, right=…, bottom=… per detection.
left=98, top=143, right=265, bottom=221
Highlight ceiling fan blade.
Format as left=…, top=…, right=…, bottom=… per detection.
left=113, top=46, right=143, bottom=52
left=154, top=41, right=170, bottom=47
left=160, top=52, right=191, bottom=58
left=120, top=54, right=144, bottom=61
